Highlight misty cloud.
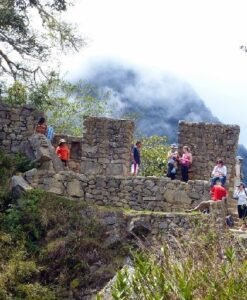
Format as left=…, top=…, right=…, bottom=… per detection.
left=74, top=59, right=219, bottom=141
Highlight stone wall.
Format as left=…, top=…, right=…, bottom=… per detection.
left=53, top=117, right=135, bottom=176
left=178, top=121, right=240, bottom=188
left=24, top=169, right=211, bottom=212
left=0, top=103, right=42, bottom=153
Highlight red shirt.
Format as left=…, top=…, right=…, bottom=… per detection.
left=56, top=146, right=70, bottom=161
left=211, top=185, right=227, bottom=201
left=35, top=124, right=47, bottom=134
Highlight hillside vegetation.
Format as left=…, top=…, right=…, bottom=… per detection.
left=0, top=152, right=127, bottom=299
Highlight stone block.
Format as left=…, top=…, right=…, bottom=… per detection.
left=67, top=179, right=83, bottom=198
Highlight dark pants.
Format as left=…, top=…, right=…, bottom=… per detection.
left=238, top=205, right=247, bottom=219
left=211, top=176, right=226, bottom=187
left=167, top=162, right=176, bottom=180
left=181, top=165, right=189, bottom=182
left=61, top=159, right=68, bottom=167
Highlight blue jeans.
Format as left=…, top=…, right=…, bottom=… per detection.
left=211, top=176, right=226, bottom=187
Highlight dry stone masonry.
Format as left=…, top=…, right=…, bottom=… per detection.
left=0, top=103, right=42, bottom=153
left=23, top=169, right=210, bottom=211
left=54, top=116, right=135, bottom=176
left=178, top=121, right=240, bottom=187
left=0, top=102, right=241, bottom=216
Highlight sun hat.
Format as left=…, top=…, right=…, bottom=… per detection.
left=59, top=138, right=66, bottom=145
left=237, top=182, right=245, bottom=187
left=171, top=143, right=178, bottom=148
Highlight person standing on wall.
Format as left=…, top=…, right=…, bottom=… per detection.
left=167, top=143, right=179, bottom=180
left=56, top=139, right=70, bottom=167
left=233, top=182, right=247, bottom=231
left=131, top=141, right=142, bottom=176
left=179, top=145, right=192, bottom=182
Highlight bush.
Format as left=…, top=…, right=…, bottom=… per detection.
left=109, top=230, right=247, bottom=300
left=140, top=135, right=169, bottom=176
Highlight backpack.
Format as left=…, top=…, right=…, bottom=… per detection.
left=225, top=215, right=234, bottom=228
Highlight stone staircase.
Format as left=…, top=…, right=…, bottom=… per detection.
left=227, top=199, right=247, bottom=238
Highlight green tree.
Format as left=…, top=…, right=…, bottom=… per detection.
left=140, top=135, right=169, bottom=176
left=0, top=0, right=82, bottom=84
left=3, top=78, right=110, bottom=136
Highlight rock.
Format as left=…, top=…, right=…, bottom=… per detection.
left=67, top=179, right=83, bottom=198
left=127, top=218, right=151, bottom=237
left=104, top=234, right=122, bottom=248
left=11, top=175, right=33, bottom=199
left=24, top=168, right=38, bottom=183
left=21, top=134, right=64, bottom=172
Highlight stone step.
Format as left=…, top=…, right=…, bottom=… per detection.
left=230, top=228, right=247, bottom=234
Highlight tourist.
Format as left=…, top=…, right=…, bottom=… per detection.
left=211, top=159, right=227, bottom=187
left=186, top=181, right=227, bottom=213
left=210, top=181, right=227, bottom=201
left=167, top=143, right=179, bottom=180
left=233, top=182, right=247, bottom=231
left=35, top=117, right=47, bottom=135
left=131, top=141, right=142, bottom=175
left=46, top=125, right=55, bottom=141
left=179, top=146, right=192, bottom=182
left=56, top=139, right=70, bottom=167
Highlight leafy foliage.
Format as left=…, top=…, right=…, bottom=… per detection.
left=109, top=230, right=247, bottom=300
left=0, top=0, right=82, bottom=84
left=141, top=135, right=170, bottom=176
left=0, top=189, right=126, bottom=298
left=2, top=78, right=110, bottom=136
left=0, top=151, right=36, bottom=211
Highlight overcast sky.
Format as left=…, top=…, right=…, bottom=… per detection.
left=63, top=0, right=247, bottom=146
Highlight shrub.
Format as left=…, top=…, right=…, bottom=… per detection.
left=140, top=135, right=169, bottom=177
left=109, top=230, right=247, bottom=300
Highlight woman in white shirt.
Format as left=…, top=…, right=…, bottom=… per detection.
left=233, top=182, right=247, bottom=230
left=211, top=159, right=227, bottom=187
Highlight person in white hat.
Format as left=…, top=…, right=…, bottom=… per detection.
left=233, top=182, right=247, bottom=231
left=167, top=143, right=179, bottom=180
left=56, top=139, right=70, bottom=167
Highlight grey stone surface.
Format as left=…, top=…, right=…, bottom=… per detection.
left=11, top=175, right=33, bottom=199
left=24, top=170, right=211, bottom=211
left=178, top=121, right=240, bottom=190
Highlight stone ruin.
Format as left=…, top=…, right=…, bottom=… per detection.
left=178, top=121, right=240, bottom=189
left=0, top=102, right=240, bottom=217
left=53, top=116, right=134, bottom=176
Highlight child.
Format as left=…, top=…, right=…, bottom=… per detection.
left=56, top=139, right=70, bottom=167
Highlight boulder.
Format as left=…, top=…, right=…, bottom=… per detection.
left=21, top=134, right=64, bottom=172
left=11, top=175, right=33, bottom=199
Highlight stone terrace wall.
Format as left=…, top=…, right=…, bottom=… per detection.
left=53, top=117, right=135, bottom=176
left=0, top=103, right=42, bottom=153
left=178, top=121, right=240, bottom=187
left=24, top=169, right=211, bottom=211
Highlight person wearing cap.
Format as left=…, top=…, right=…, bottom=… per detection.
left=167, top=143, right=179, bottom=180
left=210, top=159, right=227, bottom=187
left=233, top=182, right=247, bottom=230
left=56, top=139, right=70, bottom=167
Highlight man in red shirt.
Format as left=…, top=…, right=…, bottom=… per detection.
left=186, top=181, right=227, bottom=213
left=210, top=181, right=227, bottom=201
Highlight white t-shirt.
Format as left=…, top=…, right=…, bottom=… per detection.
left=212, top=165, right=227, bottom=177
left=233, top=188, right=247, bottom=205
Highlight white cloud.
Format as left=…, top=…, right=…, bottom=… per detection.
left=64, top=0, right=247, bottom=145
